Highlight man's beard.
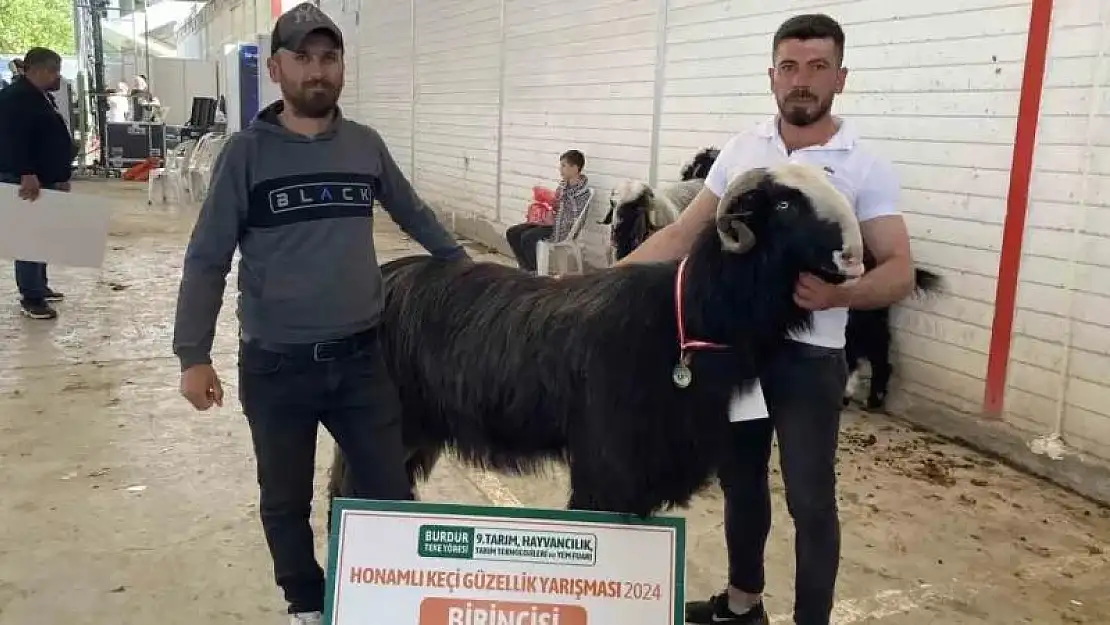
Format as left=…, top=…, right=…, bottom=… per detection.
left=777, top=90, right=832, bottom=127
left=282, top=80, right=340, bottom=119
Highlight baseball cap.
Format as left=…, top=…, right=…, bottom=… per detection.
left=270, top=2, right=344, bottom=55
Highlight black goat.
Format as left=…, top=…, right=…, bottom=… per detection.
left=327, top=162, right=864, bottom=518
left=843, top=248, right=944, bottom=411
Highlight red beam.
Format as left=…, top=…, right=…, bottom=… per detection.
left=983, top=0, right=1056, bottom=417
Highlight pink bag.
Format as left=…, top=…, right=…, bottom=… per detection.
left=526, top=185, right=557, bottom=225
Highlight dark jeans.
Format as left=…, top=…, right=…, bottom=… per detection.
left=0, top=173, right=59, bottom=303
left=15, top=260, right=49, bottom=302
left=720, top=339, right=848, bottom=625
left=237, top=327, right=414, bottom=615
left=505, top=223, right=553, bottom=272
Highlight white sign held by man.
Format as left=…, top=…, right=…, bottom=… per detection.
left=0, top=184, right=112, bottom=268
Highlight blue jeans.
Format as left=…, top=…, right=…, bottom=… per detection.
left=15, top=260, right=49, bottom=302
left=0, top=173, right=60, bottom=303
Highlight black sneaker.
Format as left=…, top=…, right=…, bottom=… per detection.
left=45, top=289, right=65, bottom=302
left=20, top=300, right=58, bottom=320
left=685, top=592, right=769, bottom=624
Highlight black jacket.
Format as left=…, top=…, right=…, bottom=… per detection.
left=0, top=78, right=75, bottom=185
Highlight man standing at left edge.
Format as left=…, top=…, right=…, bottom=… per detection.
left=0, top=48, right=73, bottom=319
left=172, top=4, right=468, bottom=624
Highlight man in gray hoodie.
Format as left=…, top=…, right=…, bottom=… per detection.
left=171, top=4, right=468, bottom=623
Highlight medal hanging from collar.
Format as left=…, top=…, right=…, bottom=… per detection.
left=672, top=256, right=729, bottom=389
left=673, top=354, right=694, bottom=388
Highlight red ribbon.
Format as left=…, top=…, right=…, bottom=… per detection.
left=674, top=256, right=730, bottom=356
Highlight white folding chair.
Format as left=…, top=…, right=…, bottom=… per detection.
left=146, top=166, right=169, bottom=205
left=147, top=139, right=197, bottom=205
left=186, top=133, right=228, bottom=203
left=536, top=187, right=595, bottom=276
left=183, top=132, right=220, bottom=203
left=195, top=135, right=228, bottom=200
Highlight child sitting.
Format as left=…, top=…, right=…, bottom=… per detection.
left=505, top=149, right=591, bottom=272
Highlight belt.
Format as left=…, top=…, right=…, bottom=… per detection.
left=243, top=327, right=379, bottom=363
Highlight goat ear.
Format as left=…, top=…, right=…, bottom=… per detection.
left=716, top=213, right=755, bottom=253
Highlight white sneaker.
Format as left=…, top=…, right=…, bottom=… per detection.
left=291, top=612, right=322, bottom=625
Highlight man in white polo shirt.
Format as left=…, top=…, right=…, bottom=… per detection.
left=620, top=13, right=916, bottom=625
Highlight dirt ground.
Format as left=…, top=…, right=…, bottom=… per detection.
left=0, top=179, right=1107, bottom=625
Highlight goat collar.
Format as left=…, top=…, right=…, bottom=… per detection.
left=673, top=256, right=729, bottom=388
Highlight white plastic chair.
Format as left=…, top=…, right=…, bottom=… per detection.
left=184, top=132, right=228, bottom=203
left=536, top=187, right=596, bottom=276
left=194, top=134, right=228, bottom=200
left=181, top=132, right=213, bottom=203
left=147, top=139, right=197, bottom=205
left=181, top=132, right=217, bottom=202
left=146, top=167, right=169, bottom=204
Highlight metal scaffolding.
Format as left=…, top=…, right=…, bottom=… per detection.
left=73, top=0, right=155, bottom=175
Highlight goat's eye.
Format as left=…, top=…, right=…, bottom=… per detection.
left=776, top=201, right=790, bottom=211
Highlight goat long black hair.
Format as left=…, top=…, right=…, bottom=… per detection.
left=328, top=165, right=856, bottom=517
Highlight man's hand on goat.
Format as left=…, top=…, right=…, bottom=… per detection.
left=793, top=272, right=854, bottom=311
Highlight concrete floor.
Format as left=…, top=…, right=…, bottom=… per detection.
left=0, top=179, right=1107, bottom=625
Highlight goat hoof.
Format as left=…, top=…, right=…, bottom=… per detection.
left=864, top=399, right=887, bottom=413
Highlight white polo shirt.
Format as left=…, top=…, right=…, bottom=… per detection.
left=703, top=115, right=902, bottom=349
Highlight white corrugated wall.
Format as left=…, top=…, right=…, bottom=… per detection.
left=177, top=30, right=205, bottom=59
left=1007, top=0, right=1110, bottom=460
left=409, top=1, right=503, bottom=223
left=175, top=0, right=274, bottom=61
left=354, top=2, right=415, bottom=179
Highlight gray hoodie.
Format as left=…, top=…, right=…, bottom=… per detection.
left=172, top=101, right=466, bottom=370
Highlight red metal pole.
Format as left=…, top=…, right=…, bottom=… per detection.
left=983, top=0, right=1056, bottom=417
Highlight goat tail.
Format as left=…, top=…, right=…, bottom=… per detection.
left=913, top=267, right=945, bottom=297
